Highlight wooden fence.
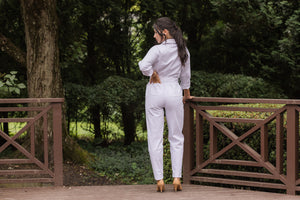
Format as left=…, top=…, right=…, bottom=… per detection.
left=0, top=98, right=64, bottom=186
left=183, top=97, right=300, bottom=195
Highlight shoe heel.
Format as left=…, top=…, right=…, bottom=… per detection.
left=174, top=184, right=181, bottom=192
left=173, top=178, right=182, bottom=192
left=156, top=180, right=165, bottom=192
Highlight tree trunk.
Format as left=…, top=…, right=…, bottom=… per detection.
left=20, top=0, right=89, bottom=163
left=91, top=105, right=101, bottom=139
left=0, top=112, right=9, bottom=145
left=121, top=104, right=136, bottom=145
left=84, top=16, right=102, bottom=141
left=20, top=0, right=62, bottom=99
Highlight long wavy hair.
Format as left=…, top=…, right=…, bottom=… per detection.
left=153, top=17, right=188, bottom=66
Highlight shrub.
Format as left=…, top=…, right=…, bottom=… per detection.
left=191, top=71, right=287, bottom=98
left=201, top=103, right=286, bottom=171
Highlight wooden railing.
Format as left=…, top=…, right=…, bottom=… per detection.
left=183, top=97, right=300, bottom=195
left=0, top=98, right=64, bottom=186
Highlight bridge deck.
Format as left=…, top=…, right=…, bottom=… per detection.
left=1, top=185, right=299, bottom=200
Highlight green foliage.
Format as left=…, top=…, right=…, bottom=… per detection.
left=89, top=142, right=154, bottom=184
left=77, top=123, right=179, bottom=185
left=101, top=76, right=141, bottom=106
left=191, top=71, right=287, bottom=98
left=0, top=0, right=26, bottom=84
left=162, top=128, right=172, bottom=184
left=64, top=76, right=147, bottom=140
left=0, top=71, right=26, bottom=96
left=201, top=0, right=299, bottom=98
left=65, top=75, right=146, bottom=116
left=59, top=0, right=144, bottom=84
left=64, top=70, right=287, bottom=143
left=203, top=103, right=286, bottom=171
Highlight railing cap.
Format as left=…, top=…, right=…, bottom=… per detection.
left=0, top=98, right=64, bottom=104
left=190, top=97, right=300, bottom=105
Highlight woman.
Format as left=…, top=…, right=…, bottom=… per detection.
left=139, top=17, right=192, bottom=192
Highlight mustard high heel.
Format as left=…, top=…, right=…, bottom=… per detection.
left=156, top=179, right=165, bottom=192
left=173, top=178, right=182, bottom=192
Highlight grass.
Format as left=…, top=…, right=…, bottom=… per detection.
left=7, top=121, right=147, bottom=141
left=69, top=121, right=147, bottom=142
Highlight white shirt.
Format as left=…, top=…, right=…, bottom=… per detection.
left=138, top=39, right=191, bottom=90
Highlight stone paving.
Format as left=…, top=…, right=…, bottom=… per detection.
left=1, top=184, right=300, bottom=200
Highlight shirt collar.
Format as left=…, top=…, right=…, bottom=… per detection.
left=162, top=39, right=176, bottom=44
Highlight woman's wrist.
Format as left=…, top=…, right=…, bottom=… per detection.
left=150, top=71, right=161, bottom=83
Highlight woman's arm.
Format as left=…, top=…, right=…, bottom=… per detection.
left=183, top=89, right=193, bottom=103
left=138, top=46, right=158, bottom=77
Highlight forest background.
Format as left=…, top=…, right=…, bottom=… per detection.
left=0, top=0, right=299, bottom=185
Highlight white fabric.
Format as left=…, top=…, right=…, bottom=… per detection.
left=139, top=39, right=191, bottom=180
left=139, top=39, right=190, bottom=90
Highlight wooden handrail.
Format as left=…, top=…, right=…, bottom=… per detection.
left=191, top=97, right=300, bottom=105
left=0, top=98, right=64, bottom=186
left=0, top=98, right=64, bottom=104
left=183, top=97, right=300, bottom=195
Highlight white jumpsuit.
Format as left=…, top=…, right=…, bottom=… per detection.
left=138, top=39, right=191, bottom=181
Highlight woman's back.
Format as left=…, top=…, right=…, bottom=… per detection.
left=139, top=39, right=190, bottom=90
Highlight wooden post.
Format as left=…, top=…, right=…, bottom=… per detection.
left=52, top=102, right=63, bottom=186
left=261, top=124, right=268, bottom=162
left=210, top=125, right=218, bottom=157
left=196, top=113, right=204, bottom=166
left=183, top=102, right=194, bottom=184
left=286, top=105, right=299, bottom=195
left=276, top=113, right=284, bottom=174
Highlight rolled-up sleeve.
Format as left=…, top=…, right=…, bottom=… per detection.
left=138, top=46, right=159, bottom=77
left=180, top=50, right=191, bottom=89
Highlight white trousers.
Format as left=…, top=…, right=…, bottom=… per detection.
left=145, top=82, right=184, bottom=181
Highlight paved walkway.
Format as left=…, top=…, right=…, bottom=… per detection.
left=1, top=185, right=299, bottom=200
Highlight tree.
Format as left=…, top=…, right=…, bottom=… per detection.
left=0, top=0, right=89, bottom=163
left=18, top=0, right=63, bottom=160
left=20, top=0, right=62, bottom=99
left=59, top=0, right=146, bottom=145
left=199, top=0, right=299, bottom=98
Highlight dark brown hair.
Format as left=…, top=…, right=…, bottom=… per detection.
left=153, top=17, right=188, bottom=66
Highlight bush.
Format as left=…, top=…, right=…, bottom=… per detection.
left=191, top=71, right=287, bottom=98
left=202, top=103, right=286, bottom=171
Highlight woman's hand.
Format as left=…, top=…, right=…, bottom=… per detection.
left=183, top=89, right=193, bottom=103
left=183, top=95, right=193, bottom=103
left=150, top=71, right=161, bottom=84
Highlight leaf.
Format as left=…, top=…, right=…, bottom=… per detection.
left=17, top=83, right=26, bottom=89
left=9, top=75, right=16, bottom=82
left=5, top=80, right=13, bottom=86
left=10, top=71, right=18, bottom=75
left=14, top=88, right=20, bottom=95
left=4, top=74, right=11, bottom=79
